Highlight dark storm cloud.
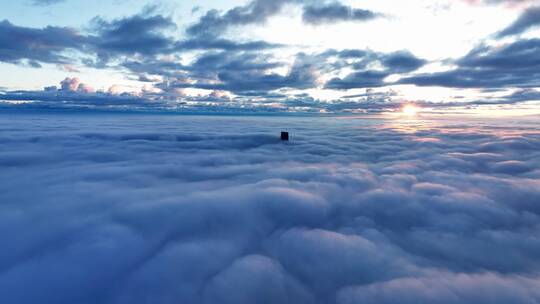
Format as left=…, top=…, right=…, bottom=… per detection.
left=497, top=6, right=540, bottom=37
left=401, top=38, right=540, bottom=88
left=0, top=20, right=87, bottom=65
left=302, top=3, right=380, bottom=25
left=1, top=115, right=540, bottom=303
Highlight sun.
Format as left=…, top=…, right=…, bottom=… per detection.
left=402, top=104, right=420, bottom=116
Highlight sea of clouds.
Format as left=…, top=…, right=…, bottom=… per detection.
left=1, top=112, right=540, bottom=304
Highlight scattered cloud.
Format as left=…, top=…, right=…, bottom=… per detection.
left=302, top=3, right=381, bottom=25
left=379, top=51, right=427, bottom=73
left=186, top=0, right=297, bottom=38
left=0, top=20, right=87, bottom=65
left=0, top=0, right=538, bottom=111
left=325, top=50, right=427, bottom=90
left=89, top=11, right=177, bottom=63
left=497, top=6, right=540, bottom=37
left=186, top=0, right=381, bottom=37
left=326, top=70, right=390, bottom=90
left=401, top=39, right=540, bottom=88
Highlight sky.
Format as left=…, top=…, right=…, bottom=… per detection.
left=1, top=0, right=540, bottom=113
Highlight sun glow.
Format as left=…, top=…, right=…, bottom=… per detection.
left=402, top=104, right=420, bottom=116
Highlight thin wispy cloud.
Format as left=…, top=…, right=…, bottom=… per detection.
left=30, top=0, right=66, bottom=6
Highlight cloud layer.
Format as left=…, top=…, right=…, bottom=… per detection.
left=1, top=114, right=540, bottom=303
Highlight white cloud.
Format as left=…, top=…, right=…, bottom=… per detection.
left=0, top=114, right=539, bottom=303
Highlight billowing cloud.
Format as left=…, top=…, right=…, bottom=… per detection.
left=59, top=77, right=95, bottom=93
left=60, top=77, right=81, bottom=91
left=338, top=272, right=540, bottom=304
left=0, top=9, right=179, bottom=67
left=161, top=51, right=321, bottom=94
left=152, top=49, right=426, bottom=95
left=89, top=10, right=177, bottom=63
left=1, top=114, right=540, bottom=303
